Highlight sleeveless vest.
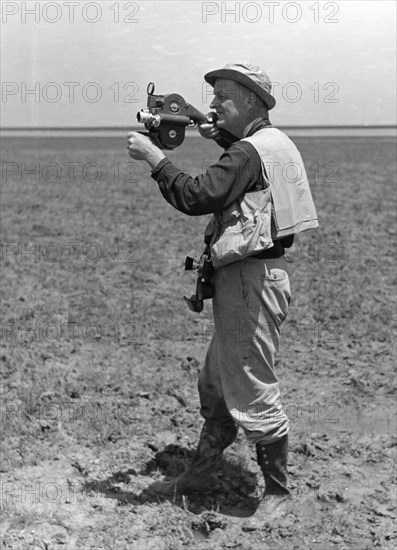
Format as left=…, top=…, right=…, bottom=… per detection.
left=208, top=128, right=319, bottom=267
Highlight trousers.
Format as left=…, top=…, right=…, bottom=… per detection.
left=198, top=256, right=291, bottom=445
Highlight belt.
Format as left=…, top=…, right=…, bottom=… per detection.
left=250, top=241, right=285, bottom=259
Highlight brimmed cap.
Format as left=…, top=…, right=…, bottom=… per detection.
left=204, top=62, right=276, bottom=110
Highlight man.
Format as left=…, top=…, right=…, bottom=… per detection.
left=127, top=62, right=318, bottom=529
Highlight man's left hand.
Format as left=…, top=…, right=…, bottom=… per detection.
left=127, top=132, right=166, bottom=169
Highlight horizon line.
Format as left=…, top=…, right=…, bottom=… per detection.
left=1, top=124, right=396, bottom=131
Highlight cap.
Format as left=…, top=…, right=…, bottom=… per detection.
left=204, top=62, right=276, bottom=110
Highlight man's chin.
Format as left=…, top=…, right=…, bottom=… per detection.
left=215, top=118, right=227, bottom=128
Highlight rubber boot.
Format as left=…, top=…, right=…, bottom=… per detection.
left=242, top=434, right=290, bottom=532
left=146, top=419, right=238, bottom=497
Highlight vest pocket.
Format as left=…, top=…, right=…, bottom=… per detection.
left=211, top=189, right=273, bottom=267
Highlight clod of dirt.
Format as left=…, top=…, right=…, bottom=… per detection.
left=181, top=356, right=200, bottom=373
left=294, top=442, right=316, bottom=456
left=39, top=421, right=52, bottom=433
left=52, top=532, right=67, bottom=545
left=137, top=391, right=150, bottom=399
left=277, top=513, right=296, bottom=538
left=372, top=505, right=396, bottom=518
left=154, top=394, right=183, bottom=414
left=192, top=511, right=228, bottom=534
left=112, top=469, right=137, bottom=483
left=71, top=460, right=89, bottom=477
left=39, top=391, right=55, bottom=401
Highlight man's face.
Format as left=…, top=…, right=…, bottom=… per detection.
left=210, top=79, right=248, bottom=136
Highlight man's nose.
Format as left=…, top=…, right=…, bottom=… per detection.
left=210, top=96, right=218, bottom=109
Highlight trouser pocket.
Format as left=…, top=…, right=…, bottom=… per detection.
left=239, top=260, right=291, bottom=329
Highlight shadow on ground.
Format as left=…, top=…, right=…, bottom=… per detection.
left=83, top=444, right=260, bottom=518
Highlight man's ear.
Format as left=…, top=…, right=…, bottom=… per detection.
left=246, top=91, right=257, bottom=110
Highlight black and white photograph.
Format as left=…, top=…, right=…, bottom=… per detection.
left=1, top=1, right=396, bottom=548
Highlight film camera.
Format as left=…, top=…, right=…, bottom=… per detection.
left=137, top=82, right=236, bottom=149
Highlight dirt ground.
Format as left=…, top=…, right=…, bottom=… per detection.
left=1, top=134, right=396, bottom=549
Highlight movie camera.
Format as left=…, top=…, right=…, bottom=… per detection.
left=137, top=82, right=236, bottom=149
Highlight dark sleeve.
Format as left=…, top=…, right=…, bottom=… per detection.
left=213, top=129, right=239, bottom=150
left=151, top=141, right=263, bottom=216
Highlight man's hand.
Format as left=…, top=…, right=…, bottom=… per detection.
left=198, top=122, right=221, bottom=141
left=127, top=132, right=166, bottom=169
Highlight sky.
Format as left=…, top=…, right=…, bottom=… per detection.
left=1, top=0, right=396, bottom=127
